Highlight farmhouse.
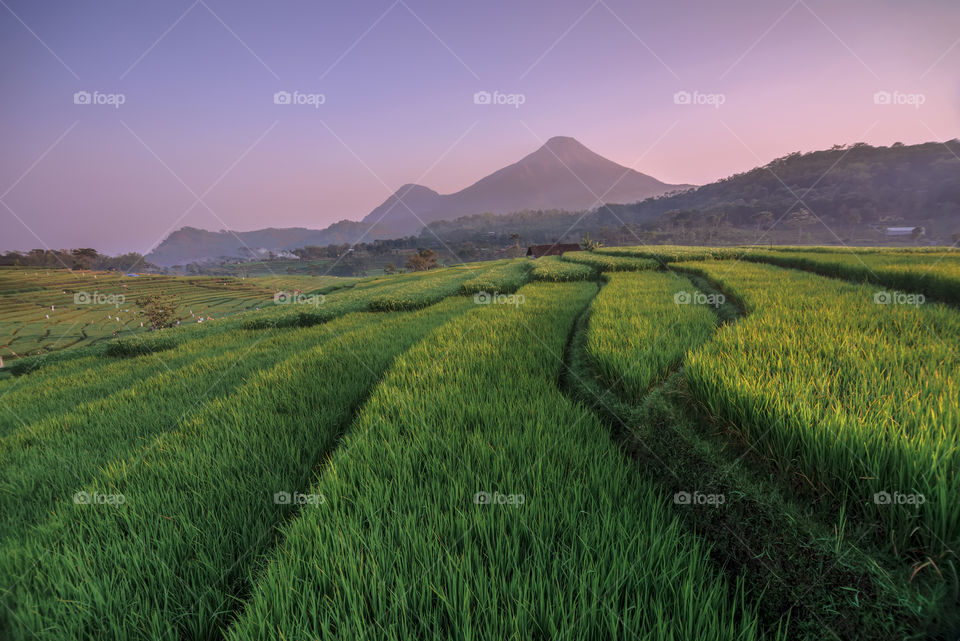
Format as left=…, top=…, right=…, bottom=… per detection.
left=526, top=243, right=581, bottom=258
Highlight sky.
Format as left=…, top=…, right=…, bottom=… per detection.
left=1, top=0, right=958, bottom=255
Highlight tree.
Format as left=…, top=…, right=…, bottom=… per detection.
left=405, top=249, right=439, bottom=271
left=579, top=233, right=603, bottom=251
left=136, top=293, right=180, bottom=330
left=753, top=211, right=774, bottom=232
left=788, top=208, right=815, bottom=243
left=328, top=252, right=369, bottom=277
left=705, top=212, right=727, bottom=243
left=71, top=248, right=100, bottom=270
left=384, top=263, right=398, bottom=274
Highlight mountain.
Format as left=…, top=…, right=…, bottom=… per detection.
left=424, top=140, right=960, bottom=246
left=361, top=136, right=693, bottom=235
left=145, top=223, right=374, bottom=267
left=146, top=137, right=690, bottom=265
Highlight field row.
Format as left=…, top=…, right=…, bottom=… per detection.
left=0, top=260, right=532, bottom=362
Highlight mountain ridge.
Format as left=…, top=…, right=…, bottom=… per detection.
left=146, top=137, right=691, bottom=265
left=361, top=136, right=692, bottom=235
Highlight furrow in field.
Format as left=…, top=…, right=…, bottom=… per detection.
left=0, top=327, right=295, bottom=437
left=738, top=250, right=960, bottom=306
left=564, top=268, right=933, bottom=640
left=584, top=270, right=717, bottom=401
left=674, top=261, right=960, bottom=567
left=561, top=250, right=660, bottom=273
left=224, top=281, right=774, bottom=641
left=0, top=322, right=367, bottom=544
left=367, top=260, right=504, bottom=311
left=459, top=258, right=531, bottom=295
left=0, top=299, right=471, bottom=641
left=529, top=255, right=594, bottom=282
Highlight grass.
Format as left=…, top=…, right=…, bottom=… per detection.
left=0, top=267, right=357, bottom=358
left=586, top=271, right=717, bottom=400
left=1, top=248, right=957, bottom=641
left=740, top=249, right=960, bottom=305
left=0, top=299, right=471, bottom=641
left=529, top=255, right=595, bottom=281
left=567, top=271, right=943, bottom=640
left=0, top=325, right=341, bottom=541
left=368, top=263, right=498, bottom=311
left=225, top=282, right=776, bottom=641
left=676, top=261, right=960, bottom=566
left=561, top=250, right=660, bottom=272
left=595, top=245, right=748, bottom=264
left=0, top=328, right=265, bottom=437
left=459, top=258, right=531, bottom=294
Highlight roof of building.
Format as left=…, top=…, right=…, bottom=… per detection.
left=526, top=243, right=581, bottom=258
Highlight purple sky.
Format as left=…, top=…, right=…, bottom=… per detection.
left=1, top=0, right=958, bottom=254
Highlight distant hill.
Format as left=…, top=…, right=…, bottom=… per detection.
left=145, top=223, right=375, bottom=267
left=362, top=136, right=692, bottom=236
left=610, top=139, right=960, bottom=227
left=147, top=139, right=960, bottom=266
left=425, top=140, right=960, bottom=245
left=147, top=136, right=690, bottom=265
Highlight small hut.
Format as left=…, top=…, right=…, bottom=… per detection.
left=526, top=243, right=581, bottom=258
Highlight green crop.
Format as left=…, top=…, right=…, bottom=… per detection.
left=0, top=300, right=471, bottom=640
left=562, top=250, right=659, bottom=272
left=596, top=245, right=748, bottom=264
left=678, top=261, right=960, bottom=559
left=529, top=255, right=594, bottom=281
left=226, top=282, right=774, bottom=641
left=368, top=263, right=498, bottom=311
left=742, top=249, right=960, bottom=305
left=586, top=271, right=717, bottom=400
left=459, top=258, right=531, bottom=294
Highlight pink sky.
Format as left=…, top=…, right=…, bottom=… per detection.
left=1, top=0, right=958, bottom=254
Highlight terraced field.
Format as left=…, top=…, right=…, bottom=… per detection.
left=1, top=248, right=957, bottom=640
left=0, top=268, right=357, bottom=358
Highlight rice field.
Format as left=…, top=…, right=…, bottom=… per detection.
left=0, top=267, right=357, bottom=358
left=677, top=261, right=960, bottom=560
left=1, top=247, right=957, bottom=640
left=367, top=262, right=501, bottom=311
left=585, top=271, right=717, bottom=401
left=561, top=250, right=660, bottom=272
left=595, top=244, right=749, bottom=264
left=741, top=249, right=960, bottom=305
left=529, top=255, right=594, bottom=281
left=459, top=258, right=531, bottom=294
left=226, top=282, right=773, bottom=641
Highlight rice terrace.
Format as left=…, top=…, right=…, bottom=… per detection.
left=0, top=246, right=958, bottom=640
left=3, top=1, right=960, bottom=639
